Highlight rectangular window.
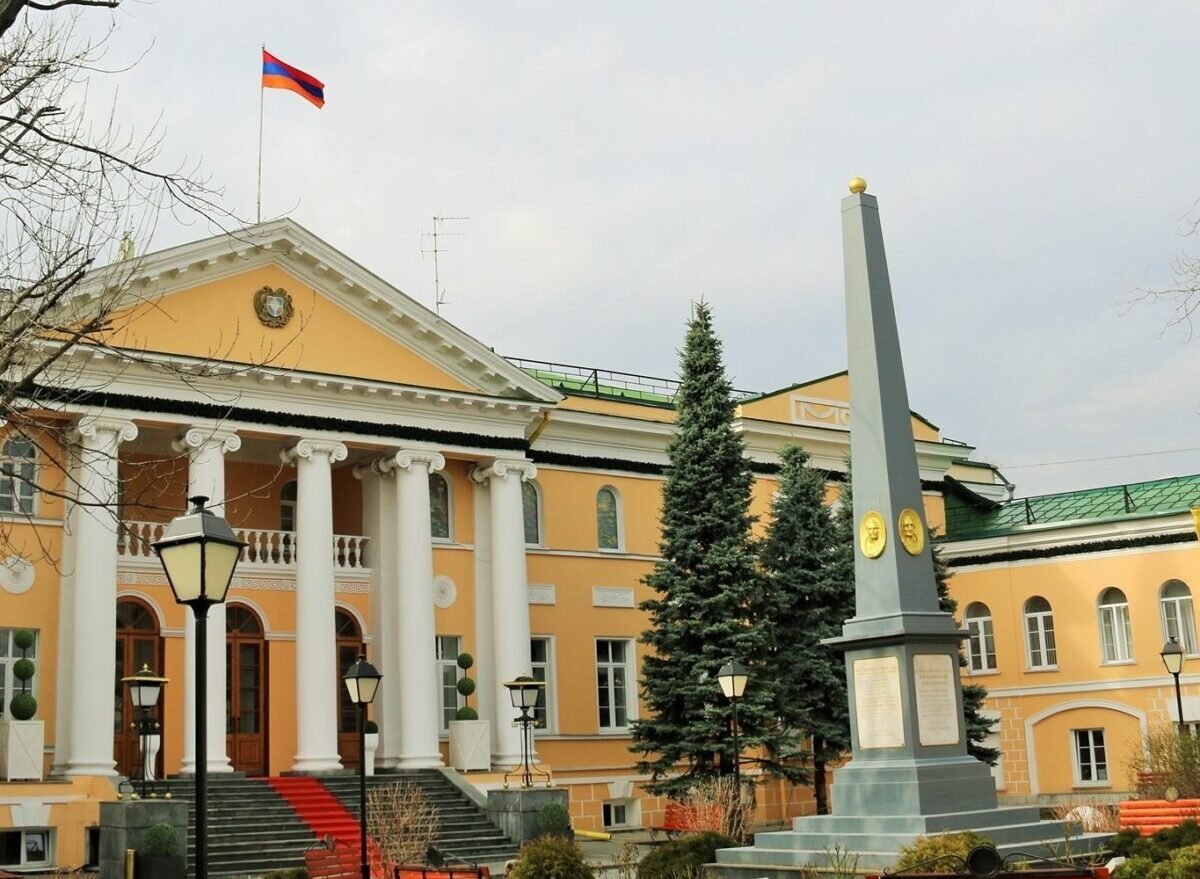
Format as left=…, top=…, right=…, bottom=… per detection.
left=0, top=829, right=51, bottom=867
left=1073, top=729, right=1108, bottom=785
left=966, top=617, right=996, bottom=673
left=435, top=635, right=462, bottom=732
left=531, top=637, right=553, bottom=732
left=0, top=629, right=37, bottom=721
left=602, top=802, right=629, bottom=828
left=1164, top=597, right=1199, bottom=655
left=1100, top=605, right=1133, bottom=663
left=596, top=639, right=633, bottom=731
left=1026, top=612, right=1057, bottom=668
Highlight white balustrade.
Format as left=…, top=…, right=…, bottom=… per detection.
left=117, top=521, right=369, bottom=571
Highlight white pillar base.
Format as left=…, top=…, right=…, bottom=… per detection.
left=393, top=753, right=445, bottom=769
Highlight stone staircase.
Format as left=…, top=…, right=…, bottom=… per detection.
left=158, top=769, right=517, bottom=877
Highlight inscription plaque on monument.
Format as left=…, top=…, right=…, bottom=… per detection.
left=913, top=653, right=960, bottom=746
left=853, top=656, right=904, bottom=749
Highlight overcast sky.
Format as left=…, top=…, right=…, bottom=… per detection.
left=86, top=2, right=1200, bottom=497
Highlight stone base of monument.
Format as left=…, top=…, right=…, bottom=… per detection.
left=711, top=807, right=1108, bottom=874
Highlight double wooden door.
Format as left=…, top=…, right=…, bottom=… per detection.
left=114, top=600, right=163, bottom=778
left=336, top=610, right=365, bottom=769
left=226, top=606, right=266, bottom=776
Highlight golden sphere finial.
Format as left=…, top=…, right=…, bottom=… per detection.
left=848, top=177, right=867, bottom=194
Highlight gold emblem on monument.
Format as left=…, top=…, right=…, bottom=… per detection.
left=253, top=286, right=294, bottom=328
left=859, top=511, right=886, bottom=559
left=898, top=508, right=925, bottom=556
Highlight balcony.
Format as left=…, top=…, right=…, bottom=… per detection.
left=118, top=521, right=370, bottom=572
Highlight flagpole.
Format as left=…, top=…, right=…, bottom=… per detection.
left=257, top=44, right=265, bottom=223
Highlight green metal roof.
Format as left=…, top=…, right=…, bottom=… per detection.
left=945, top=472, right=1200, bottom=540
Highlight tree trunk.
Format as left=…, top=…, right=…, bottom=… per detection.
left=813, top=738, right=828, bottom=815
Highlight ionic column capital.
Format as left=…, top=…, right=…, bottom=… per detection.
left=74, top=415, right=138, bottom=444
left=173, top=425, right=241, bottom=456
left=470, top=458, right=536, bottom=485
left=281, top=438, right=348, bottom=465
left=382, top=449, right=445, bottom=475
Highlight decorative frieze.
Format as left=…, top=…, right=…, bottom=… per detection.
left=527, top=584, right=556, bottom=605
left=592, top=586, right=635, bottom=608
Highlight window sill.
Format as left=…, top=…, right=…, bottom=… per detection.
left=967, top=669, right=1000, bottom=677
left=1025, top=666, right=1059, bottom=673
left=596, top=728, right=633, bottom=736
left=1100, top=660, right=1136, bottom=667
left=1073, top=782, right=1111, bottom=790
left=597, top=547, right=626, bottom=555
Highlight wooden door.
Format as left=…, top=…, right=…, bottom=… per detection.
left=336, top=610, right=365, bottom=769
left=225, top=605, right=266, bottom=776
left=113, top=599, right=163, bottom=778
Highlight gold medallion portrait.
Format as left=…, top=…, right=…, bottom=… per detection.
left=898, top=508, right=925, bottom=556
left=859, top=511, right=887, bottom=559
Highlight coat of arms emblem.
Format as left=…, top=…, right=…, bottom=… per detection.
left=253, top=286, right=294, bottom=328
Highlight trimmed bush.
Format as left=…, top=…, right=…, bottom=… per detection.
left=456, top=677, right=476, bottom=697
left=456, top=653, right=474, bottom=671
left=1115, top=855, right=1155, bottom=879
left=536, top=801, right=570, bottom=832
left=638, top=831, right=736, bottom=879
left=454, top=706, right=479, bottom=721
left=8, top=692, right=36, bottom=721
left=12, top=658, right=34, bottom=682
left=508, top=835, right=594, bottom=879
left=365, top=720, right=378, bottom=734
left=12, top=630, right=33, bottom=651
left=893, top=832, right=995, bottom=873
left=138, top=823, right=182, bottom=857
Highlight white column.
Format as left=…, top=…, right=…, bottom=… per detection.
left=175, top=426, right=240, bottom=775
left=355, top=459, right=401, bottom=769
left=51, top=449, right=79, bottom=776
left=283, top=438, right=347, bottom=772
left=66, top=416, right=137, bottom=776
left=388, top=449, right=445, bottom=768
left=470, top=476, right=498, bottom=757
left=474, top=458, right=535, bottom=767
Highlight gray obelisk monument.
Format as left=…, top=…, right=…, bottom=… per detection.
left=714, top=181, right=1098, bottom=874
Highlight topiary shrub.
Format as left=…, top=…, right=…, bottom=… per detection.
left=138, top=823, right=182, bottom=857
left=457, top=653, right=474, bottom=672
left=453, top=653, right=478, bottom=722
left=12, top=630, right=33, bottom=652
left=9, top=693, right=36, bottom=721
left=456, top=677, right=476, bottom=697
left=454, top=706, right=479, bottom=721
left=8, top=629, right=35, bottom=720
left=508, top=835, right=594, bottom=879
left=638, top=831, right=736, bottom=879
left=536, top=801, right=570, bottom=832
left=12, top=658, right=34, bottom=683
left=893, top=832, right=995, bottom=873
left=365, top=720, right=378, bottom=734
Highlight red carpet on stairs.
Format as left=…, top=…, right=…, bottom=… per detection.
left=268, top=776, right=384, bottom=876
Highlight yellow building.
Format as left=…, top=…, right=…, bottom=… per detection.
left=0, top=218, right=1189, bottom=869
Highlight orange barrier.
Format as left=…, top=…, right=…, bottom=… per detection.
left=1119, top=799, right=1200, bottom=835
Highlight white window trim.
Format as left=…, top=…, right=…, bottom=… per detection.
left=964, top=608, right=996, bottom=674
left=1160, top=586, right=1199, bottom=657
left=430, top=472, right=454, bottom=544
left=1071, top=728, right=1110, bottom=788
left=0, top=827, right=53, bottom=868
left=1098, top=592, right=1133, bottom=664
left=530, top=634, right=557, bottom=734
left=523, top=480, right=545, bottom=548
left=595, top=637, right=636, bottom=733
left=596, top=486, right=625, bottom=553
left=0, top=435, right=39, bottom=518
left=602, top=799, right=640, bottom=829
left=1024, top=604, right=1057, bottom=670
left=435, top=635, right=463, bottom=735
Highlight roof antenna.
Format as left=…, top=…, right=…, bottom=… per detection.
left=420, top=216, right=469, bottom=314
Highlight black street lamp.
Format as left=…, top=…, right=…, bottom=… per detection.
left=502, top=673, right=548, bottom=788
left=717, top=661, right=749, bottom=792
left=343, top=655, right=381, bottom=879
left=1162, top=638, right=1187, bottom=736
left=153, top=496, right=245, bottom=879
left=121, top=664, right=168, bottom=799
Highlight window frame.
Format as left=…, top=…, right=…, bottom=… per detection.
left=530, top=635, right=556, bottom=733
left=596, top=486, right=624, bottom=553
left=1072, top=728, right=1109, bottom=787
left=1098, top=588, right=1134, bottom=664
left=964, top=603, right=997, bottom=674
left=602, top=800, right=639, bottom=829
left=0, top=434, right=38, bottom=517
left=1023, top=596, right=1058, bottom=671
left=0, top=827, right=53, bottom=868
left=522, top=479, right=544, bottom=548
left=0, top=628, right=38, bottom=722
left=280, top=479, right=297, bottom=533
left=595, top=637, right=635, bottom=733
left=429, top=472, right=454, bottom=543
left=1161, top=580, right=1198, bottom=657
left=435, top=634, right=463, bottom=734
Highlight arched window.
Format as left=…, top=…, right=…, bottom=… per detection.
left=522, top=480, right=542, bottom=546
left=964, top=602, right=996, bottom=673
left=1098, top=587, right=1133, bottom=663
left=429, top=472, right=451, bottom=541
left=335, top=609, right=365, bottom=745
left=280, top=480, right=297, bottom=532
left=1161, top=580, right=1198, bottom=655
left=0, top=434, right=37, bottom=515
left=1023, top=596, right=1057, bottom=669
left=597, top=487, right=621, bottom=551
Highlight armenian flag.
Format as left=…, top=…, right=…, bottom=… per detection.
left=261, top=49, right=325, bottom=108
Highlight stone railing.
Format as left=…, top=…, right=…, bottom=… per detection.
left=118, top=521, right=369, bottom=571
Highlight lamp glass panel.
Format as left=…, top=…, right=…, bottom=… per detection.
left=131, top=681, right=162, bottom=709
left=719, top=672, right=748, bottom=699
left=158, top=542, right=202, bottom=603
left=344, top=676, right=361, bottom=704
left=518, top=684, right=541, bottom=709
left=203, top=540, right=242, bottom=603
left=1163, top=648, right=1185, bottom=675
left=358, top=675, right=381, bottom=704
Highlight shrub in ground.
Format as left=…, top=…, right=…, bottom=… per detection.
left=1109, top=828, right=1145, bottom=858
left=893, top=832, right=994, bottom=873
left=138, top=823, right=181, bottom=857
left=1121, top=820, right=1200, bottom=863
left=508, top=835, right=594, bottom=879
left=638, top=832, right=736, bottom=879
left=262, top=870, right=307, bottom=879
left=1147, top=843, right=1200, bottom=879
left=1114, top=855, right=1155, bottom=879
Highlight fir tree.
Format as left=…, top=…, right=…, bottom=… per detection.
left=759, top=446, right=853, bottom=815
left=633, top=303, right=799, bottom=795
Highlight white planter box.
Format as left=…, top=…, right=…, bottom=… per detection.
left=363, top=733, right=379, bottom=777
left=0, top=720, right=44, bottom=781
left=449, top=720, right=491, bottom=772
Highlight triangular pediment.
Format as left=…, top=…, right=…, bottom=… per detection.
left=83, top=219, right=560, bottom=402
